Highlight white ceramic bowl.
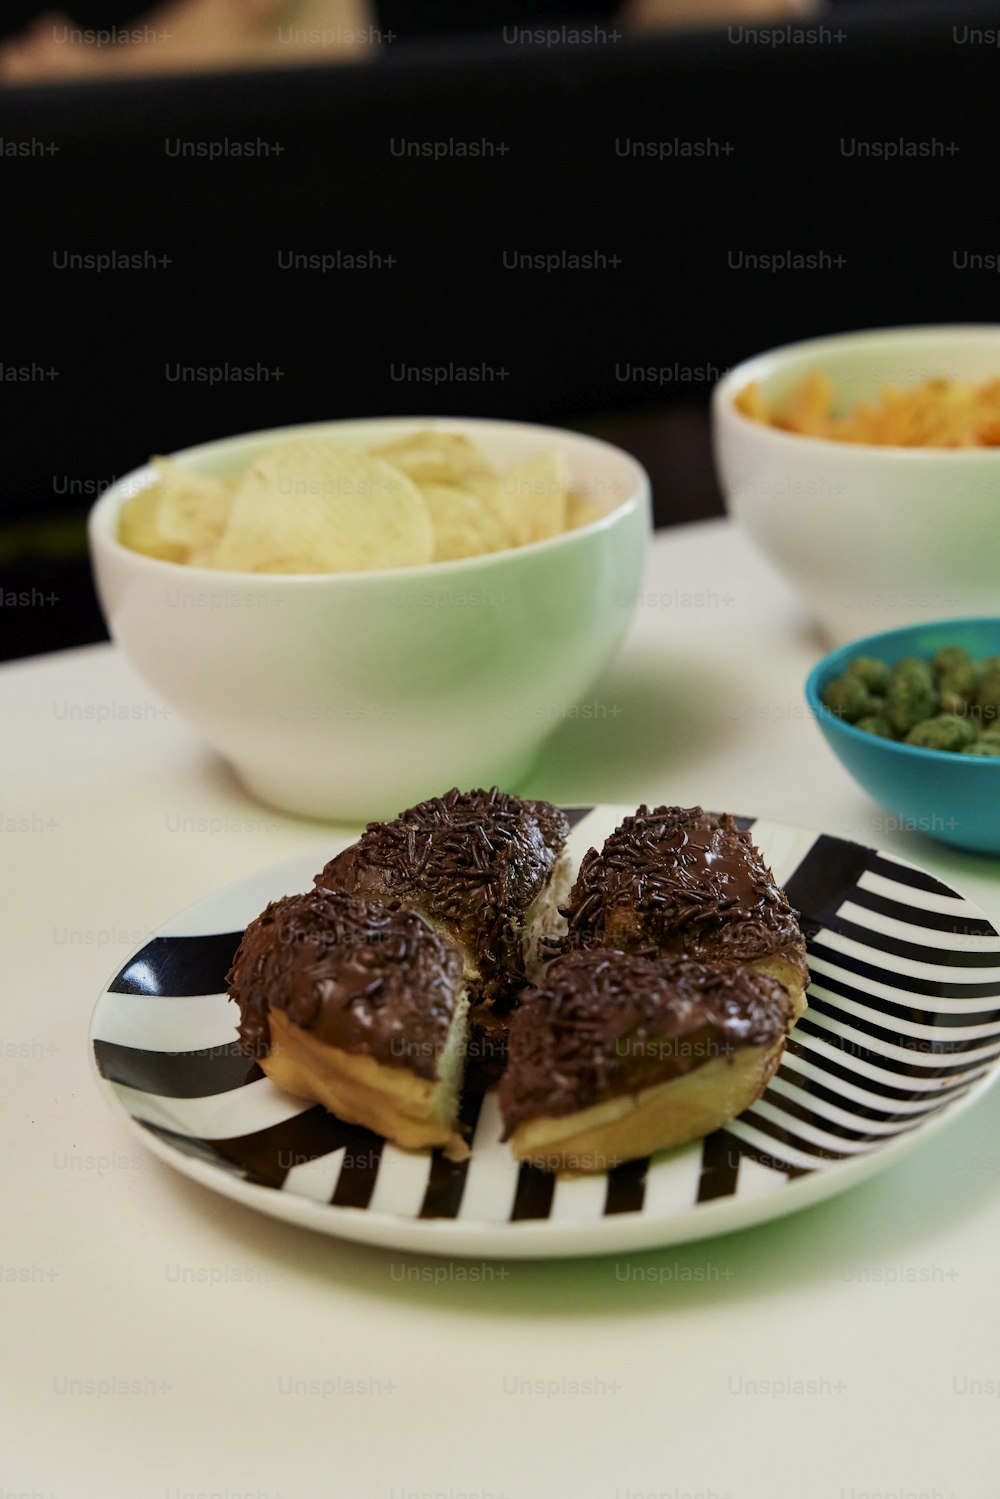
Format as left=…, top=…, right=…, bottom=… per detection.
left=88, top=417, right=650, bottom=821
left=712, top=326, right=1000, bottom=645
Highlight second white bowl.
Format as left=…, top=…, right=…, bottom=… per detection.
left=712, top=325, right=1000, bottom=644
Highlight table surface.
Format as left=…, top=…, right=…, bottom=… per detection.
left=5, top=518, right=1000, bottom=1499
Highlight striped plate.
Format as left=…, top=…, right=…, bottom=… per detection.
left=89, top=810, right=1000, bottom=1258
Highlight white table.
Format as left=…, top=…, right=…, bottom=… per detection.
left=5, top=519, right=1000, bottom=1499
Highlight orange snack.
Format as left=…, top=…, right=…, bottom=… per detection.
left=735, top=371, right=1000, bottom=447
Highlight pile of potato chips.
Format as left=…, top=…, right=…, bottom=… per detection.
left=118, top=430, right=604, bottom=572
left=735, top=371, right=1000, bottom=447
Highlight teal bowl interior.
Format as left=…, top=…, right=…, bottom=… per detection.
left=805, top=617, right=1000, bottom=856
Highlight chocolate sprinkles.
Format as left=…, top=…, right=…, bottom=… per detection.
left=565, top=805, right=806, bottom=967
left=316, top=787, right=570, bottom=1003
left=227, top=889, right=464, bottom=1081
left=499, top=950, right=793, bottom=1133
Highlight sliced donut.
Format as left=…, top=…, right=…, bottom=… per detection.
left=564, top=805, right=809, bottom=1021
left=316, top=786, right=573, bottom=1008
left=499, top=949, right=795, bottom=1173
left=227, top=888, right=470, bottom=1159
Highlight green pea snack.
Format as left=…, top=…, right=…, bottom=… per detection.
left=905, top=714, right=975, bottom=752
left=854, top=714, right=893, bottom=739
left=963, top=728, right=1000, bottom=757
left=932, top=645, right=971, bottom=676
left=885, top=660, right=939, bottom=735
left=978, top=665, right=1000, bottom=724
left=823, top=643, right=1000, bottom=757
left=846, top=656, right=892, bottom=695
left=938, top=659, right=981, bottom=714
left=821, top=674, right=872, bottom=723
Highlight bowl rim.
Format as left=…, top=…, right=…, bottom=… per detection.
left=88, top=414, right=650, bottom=585
left=804, top=615, right=1000, bottom=767
left=713, top=323, right=1000, bottom=460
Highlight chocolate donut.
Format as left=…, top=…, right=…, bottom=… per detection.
left=563, top=806, right=809, bottom=1020
left=227, top=888, right=470, bottom=1158
left=316, top=786, right=573, bottom=1009
left=500, top=949, right=795, bottom=1173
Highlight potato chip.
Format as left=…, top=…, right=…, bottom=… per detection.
left=418, top=482, right=513, bottom=561
left=119, top=428, right=599, bottom=572
left=370, top=431, right=491, bottom=486
left=474, top=449, right=570, bottom=547
left=566, top=491, right=605, bottom=530
left=151, top=458, right=235, bottom=550
left=207, top=439, right=433, bottom=573
left=117, top=482, right=187, bottom=563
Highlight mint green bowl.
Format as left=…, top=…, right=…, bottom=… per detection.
left=89, top=417, right=651, bottom=821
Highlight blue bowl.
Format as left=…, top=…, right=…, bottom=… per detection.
left=805, top=617, right=1000, bottom=856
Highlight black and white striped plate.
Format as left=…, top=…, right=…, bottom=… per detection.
left=89, top=810, right=1000, bottom=1258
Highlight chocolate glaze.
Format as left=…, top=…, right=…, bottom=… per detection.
left=565, top=806, right=806, bottom=969
left=227, top=889, right=464, bottom=1081
left=499, top=949, right=793, bottom=1133
left=316, top=788, right=569, bottom=1006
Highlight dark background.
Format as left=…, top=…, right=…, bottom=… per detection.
left=2, top=0, right=998, bottom=659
